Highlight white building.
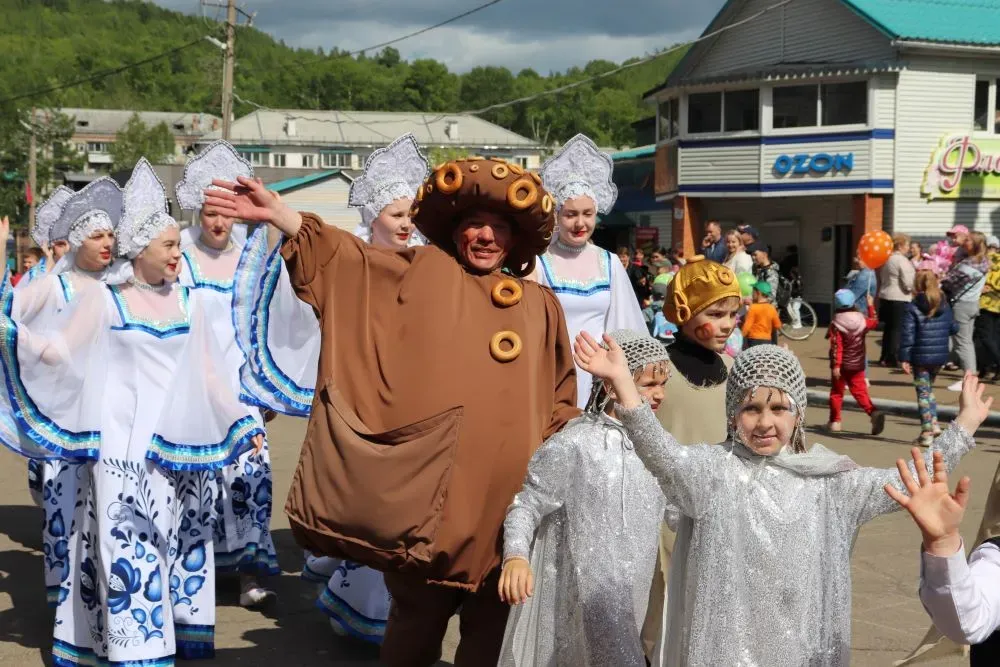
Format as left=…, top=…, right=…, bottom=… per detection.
left=645, top=0, right=1000, bottom=310
left=198, top=110, right=545, bottom=172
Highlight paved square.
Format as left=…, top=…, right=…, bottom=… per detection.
left=1, top=403, right=994, bottom=665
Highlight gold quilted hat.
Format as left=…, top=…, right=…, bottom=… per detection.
left=411, top=157, right=556, bottom=277
left=663, top=256, right=742, bottom=325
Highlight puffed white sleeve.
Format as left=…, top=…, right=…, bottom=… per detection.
left=232, top=226, right=319, bottom=416
left=919, top=540, right=1000, bottom=645
left=607, top=253, right=647, bottom=332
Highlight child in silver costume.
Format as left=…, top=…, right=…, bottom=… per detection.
left=497, top=330, right=671, bottom=667
left=576, top=335, right=992, bottom=667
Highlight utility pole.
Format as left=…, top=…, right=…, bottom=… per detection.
left=28, top=108, right=37, bottom=235
left=202, top=1, right=254, bottom=140
left=221, top=0, right=236, bottom=140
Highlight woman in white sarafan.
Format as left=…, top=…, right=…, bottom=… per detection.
left=533, top=134, right=646, bottom=408
left=14, top=179, right=134, bottom=610
left=232, top=133, right=427, bottom=643
left=175, top=140, right=279, bottom=608
left=0, top=158, right=264, bottom=666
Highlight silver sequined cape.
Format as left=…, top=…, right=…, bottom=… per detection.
left=618, top=403, right=975, bottom=667
left=498, top=414, right=666, bottom=667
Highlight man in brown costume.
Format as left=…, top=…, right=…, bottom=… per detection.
left=205, top=159, right=579, bottom=666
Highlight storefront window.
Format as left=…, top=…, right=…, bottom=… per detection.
left=773, top=85, right=818, bottom=128
left=688, top=92, right=722, bottom=134
left=724, top=89, right=759, bottom=132
left=974, top=79, right=990, bottom=131
left=821, top=81, right=867, bottom=126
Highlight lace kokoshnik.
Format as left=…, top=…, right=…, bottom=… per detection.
left=348, top=133, right=429, bottom=227
left=540, top=134, right=618, bottom=213
left=118, top=158, right=178, bottom=259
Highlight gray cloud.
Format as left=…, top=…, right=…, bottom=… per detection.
left=154, top=0, right=722, bottom=71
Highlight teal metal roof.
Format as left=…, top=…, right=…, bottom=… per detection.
left=611, top=145, right=655, bottom=161
left=268, top=170, right=342, bottom=193
left=841, top=0, right=1000, bottom=45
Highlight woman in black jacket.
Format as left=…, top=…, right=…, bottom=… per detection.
left=899, top=270, right=959, bottom=446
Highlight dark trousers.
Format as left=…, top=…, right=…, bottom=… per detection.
left=879, top=300, right=907, bottom=366
left=974, top=309, right=1000, bottom=373
left=381, top=569, right=509, bottom=667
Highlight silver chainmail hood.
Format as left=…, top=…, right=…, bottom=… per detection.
left=585, top=329, right=670, bottom=414
left=726, top=343, right=808, bottom=452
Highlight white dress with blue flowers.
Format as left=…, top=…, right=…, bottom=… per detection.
left=0, top=281, right=261, bottom=666
left=232, top=226, right=392, bottom=643
left=179, top=237, right=278, bottom=577
left=8, top=270, right=103, bottom=606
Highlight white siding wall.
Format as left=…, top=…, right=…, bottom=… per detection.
left=893, top=56, right=1000, bottom=237
left=680, top=144, right=760, bottom=185
left=701, top=195, right=854, bottom=303
left=760, top=138, right=875, bottom=188
left=871, top=73, right=897, bottom=128
left=278, top=178, right=356, bottom=231
left=692, top=0, right=893, bottom=79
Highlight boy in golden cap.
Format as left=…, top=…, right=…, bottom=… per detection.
left=641, top=256, right=743, bottom=665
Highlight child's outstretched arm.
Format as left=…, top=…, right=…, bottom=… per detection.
left=499, top=429, right=575, bottom=605
left=574, top=331, right=715, bottom=518
left=847, top=374, right=990, bottom=525
left=887, top=449, right=1000, bottom=645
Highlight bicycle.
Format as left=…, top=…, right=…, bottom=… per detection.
left=776, top=276, right=817, bottom=341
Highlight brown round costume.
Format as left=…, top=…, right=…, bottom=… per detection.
left=279, top=157, right=578, bottom=666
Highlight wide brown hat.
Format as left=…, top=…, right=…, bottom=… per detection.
left=411, top=157, right=556, bottom=277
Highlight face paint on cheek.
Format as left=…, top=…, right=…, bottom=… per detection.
left=695, top=323, right=715, bottom=341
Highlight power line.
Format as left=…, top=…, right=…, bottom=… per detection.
left=0, top=36, right=210, bottom=106
left=233, top=0, right=797, bottom=125
left=347, top=0, right=505, bottom=56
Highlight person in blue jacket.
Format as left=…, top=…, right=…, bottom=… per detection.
left=899, top=269, right=959, bottom=446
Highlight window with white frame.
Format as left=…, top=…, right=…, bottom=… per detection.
left=321, top=152, right=351, bottom=168
left=302, top=154, right=315, bottom=168
left=657, top=98, right=680, bottom=141
left=773, top=81, right=868, bottom=129
left=239, top=151, right=268, bottom=166
left=974, top=78, right=999, bottom=133
left=688, top=92, right=722, bottom=134
left=87, top=142, right=111, bottom=153
left=272, top=154, right=287, bottom=168
left=724, top=89, right=760, bottom=132
left=511, top=156, right=529, bottom=168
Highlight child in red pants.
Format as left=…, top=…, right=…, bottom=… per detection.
left=828, top=289, right=886, bottom=435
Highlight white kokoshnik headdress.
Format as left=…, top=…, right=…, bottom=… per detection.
left=31, top=186, right=75, bottom=247
left=118, top=158, right=178, bottom=259
left=175, top=140, right=254, bottom=212
left=349, top=133, right=428, bottom=241
left=51, top=177, right=124, bottom=249
left=540, top=133, right=617, bottom=214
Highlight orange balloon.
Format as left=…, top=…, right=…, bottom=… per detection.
left=857, top=230, right=893, bottom=270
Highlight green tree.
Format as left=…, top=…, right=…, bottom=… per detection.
left=0, top=105, right=82, bottom=227
left=109, top=112, right=175, bottom=171
left=402, top=60, right=459, bottom=111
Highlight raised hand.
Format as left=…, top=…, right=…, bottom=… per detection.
left=574, top=331, right=627, bottom=382
left=884, top=449, right=969, bottom=557
left=955, top=373, right=993, bottom=435
left=203, top=176, right=302, bottom=237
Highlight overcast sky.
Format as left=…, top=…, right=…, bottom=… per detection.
left=152, top=0, right=724, bottom=72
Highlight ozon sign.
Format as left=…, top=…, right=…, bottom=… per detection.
left=773, top=152, right=854, bottom=176
left=922, top=134, right=1000, bottom=200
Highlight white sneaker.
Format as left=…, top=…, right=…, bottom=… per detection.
left=947, top=380, right=963, bottom=392
left=239, top=580, right=277, bottom=608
